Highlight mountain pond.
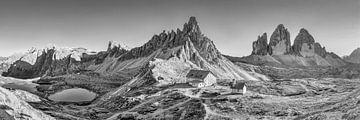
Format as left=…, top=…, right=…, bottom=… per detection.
left=48, top=88, right=97, bottom=102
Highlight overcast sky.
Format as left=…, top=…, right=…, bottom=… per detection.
left=0, top=0, right=359, bottom=57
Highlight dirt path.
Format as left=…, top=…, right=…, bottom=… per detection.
left=202, top=103, right=229, bottom=120
left=137, top=98, right=192, bottom=119
left=106, top=95, right=162, bottom=120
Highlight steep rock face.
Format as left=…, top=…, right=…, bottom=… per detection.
left=2, top=47, right=88, bottom=79
left=252, top=33, right=268, bottom=55
left=268, top=24, right=292, bottom=55
left=343, top=48, right=360, bottom=64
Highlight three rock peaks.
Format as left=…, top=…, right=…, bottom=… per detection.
left=252, top=24, right=335, bottom=58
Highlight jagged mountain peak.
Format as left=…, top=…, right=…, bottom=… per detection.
left=299, top=28, right=310, bottom=34
left=183, top=16, right=201, bottom=34
left=115, top=16, right=217, bottom=62
left=276, top=24, right=286, bottom=30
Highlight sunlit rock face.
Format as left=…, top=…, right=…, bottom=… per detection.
left=268, top=24, right=292, bottom=55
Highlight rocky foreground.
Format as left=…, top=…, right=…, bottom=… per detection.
left=0, top=85, right=55, bottom=120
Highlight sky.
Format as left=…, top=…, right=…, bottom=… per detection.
left=0, top=0, right=359, bottom=57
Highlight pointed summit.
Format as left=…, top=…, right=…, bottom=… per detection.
left=188, top=16, right=198, bottom=25
left=276, top=24, right=285, bottom=30
left=252, top=33, right=268, bottom=55
left=293, top=28, right=316, bottom=56
left=269, top=24, right=292, bottom=55
left=183, top=16, right=201, bottom=34
left=299, top=28, right=309, bottom=34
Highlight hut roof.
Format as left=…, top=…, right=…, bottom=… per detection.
left=186, top=70, right=211, bottom=80
left=230, top=82, right=246, bottom=89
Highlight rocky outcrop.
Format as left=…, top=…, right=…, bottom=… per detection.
left=268, top=24, right=292, bottom=55
left=252, top=33, right=269, bottom=55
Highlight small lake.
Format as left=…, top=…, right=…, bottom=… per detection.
left=48, top=88, right=97, bottom=102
